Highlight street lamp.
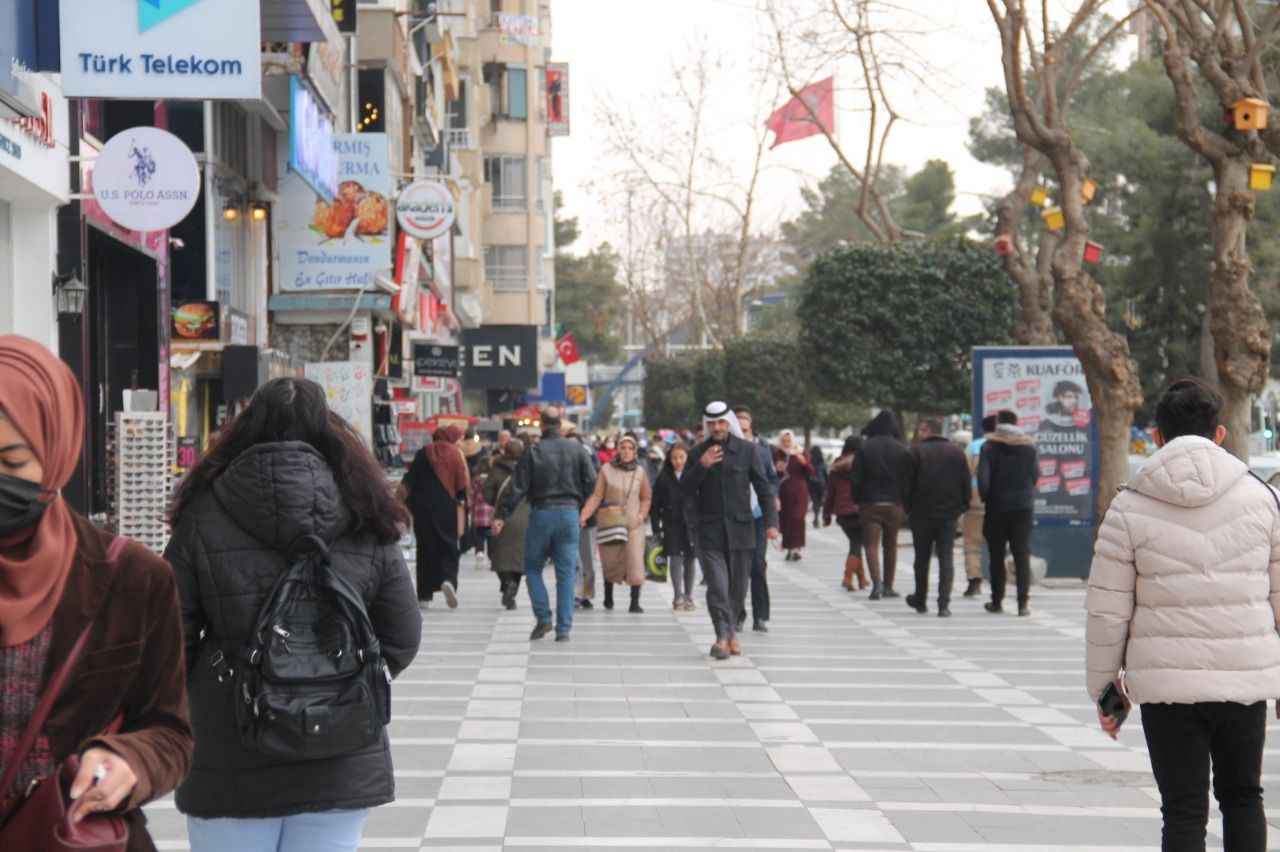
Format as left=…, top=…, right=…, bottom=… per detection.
left=53, top=273, right=88, bottom=317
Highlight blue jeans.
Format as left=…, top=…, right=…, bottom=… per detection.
left=188, top=809, right=369, bottom=852
left=524, top=506, right=580, bottom=633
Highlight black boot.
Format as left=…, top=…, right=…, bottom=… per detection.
left=604, top=583, right=614, bottom=610
left=629, top=585, right=644, bottom=614
left=963, top=578, right=982, bottom=598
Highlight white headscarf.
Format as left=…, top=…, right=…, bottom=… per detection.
left=702, top=401, right=744, bottom=440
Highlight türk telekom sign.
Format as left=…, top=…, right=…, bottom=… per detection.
left=59, top=0, right=262, bottom=99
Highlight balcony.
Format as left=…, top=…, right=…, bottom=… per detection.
left=445, top=128, right=474, bottom=150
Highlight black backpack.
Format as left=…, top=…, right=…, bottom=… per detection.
left=214, top=534, right=391, bottom=760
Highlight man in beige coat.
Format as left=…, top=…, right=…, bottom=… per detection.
left=1087, top=378, right=1280, bottom=851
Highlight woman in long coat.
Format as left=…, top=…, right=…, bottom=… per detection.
left=651, top=442, right=698, bottom=611
left=581, top=432, right=651, bottom=613
left=400, top=426, right=469, bottom=608
left=775, top=430, right=814, bottom=561
left=808, top=445, right=827, bottom=529
left=482, top=438, right=529, bottom=610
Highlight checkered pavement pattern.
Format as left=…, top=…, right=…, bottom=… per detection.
left=144, top=526, right=1280, bottom=850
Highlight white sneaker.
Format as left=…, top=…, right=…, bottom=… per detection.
left=442, top=581, right=458, bottom=609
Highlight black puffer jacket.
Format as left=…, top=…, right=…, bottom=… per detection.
left=165, top=441, right=422, bottom=819
left=852, top=411, right=913, bottom=506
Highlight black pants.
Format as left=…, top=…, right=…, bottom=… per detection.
left=738, top=517, right=770, bottom=623
left=1142, top=701, right=1267, bottom=852
left=984, top=509, right=1032, bottom=606
left=909, top=517, right=957, bottom=607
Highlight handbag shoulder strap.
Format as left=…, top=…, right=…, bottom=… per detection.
left=0, top=536, right=129, bottom=797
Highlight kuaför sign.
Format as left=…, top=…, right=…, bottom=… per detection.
left=59, top=0, right=262, bottom=100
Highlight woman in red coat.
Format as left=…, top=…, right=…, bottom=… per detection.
left=774, top=431, right=814, bottom=561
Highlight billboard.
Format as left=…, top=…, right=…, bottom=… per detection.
left=973, top=346, right=1098, bottom=526
left=547, top=62, right=569, bottom=137
left=461, top=325, right=538, bottom=390
left=277, top=133, right=391, bottom=291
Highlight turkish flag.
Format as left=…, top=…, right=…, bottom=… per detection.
left=556, top=332, right=581, bottom=365
left=766, top=77, right=835, bottom=149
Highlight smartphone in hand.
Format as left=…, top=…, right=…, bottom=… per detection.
left=1098, top=681, right=1129, bottom=727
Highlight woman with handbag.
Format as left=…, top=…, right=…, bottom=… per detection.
left=482, top=438, right=529, bottom=609
left=0, top=335, right=193, bottom=852
left=580, top=433, right=651, bottom=613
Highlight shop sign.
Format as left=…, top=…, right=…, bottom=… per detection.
left=171, top=300, right=220, bottom=341
left=547, top=62, right=570, bottom=137
left=973, top=346, right=1098, bottom=526
left=566, top=384, right=589, bottom=406
left=0, top=130, right=21, bottom=162
left=331, top=0, right=357, bottom=34
left=93, top=127, right=200, bottom=232
left=278, top=132, right=391, bottom=291
left=396, top=180, right=454, bottom=240
left=498, top=13, right=538, bottom=45
left=461, top=325, right=538, bottom=390
left=227, top=309, right=249, bottom=345
left=413, top=343, right=460, bottom=378
left=176, top=436, right=199, bottom=472
left=59, top=0, right=262, bottom=100
left=288, top=77, right=338, bottom=201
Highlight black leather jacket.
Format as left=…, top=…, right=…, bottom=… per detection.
left=497, top=431, right=598, bottom=517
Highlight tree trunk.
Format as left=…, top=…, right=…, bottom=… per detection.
left=1199, top=309, right=1219, bottom=386
left=1209, top=160, right=1270, bottom=462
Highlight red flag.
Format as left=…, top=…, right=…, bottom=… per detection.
left=555, top=332, right=581, bottom=365
left=766, top=77, right=835, bottom=149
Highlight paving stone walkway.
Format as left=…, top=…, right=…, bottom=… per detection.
left=147, top=524, right=1280, bottom=850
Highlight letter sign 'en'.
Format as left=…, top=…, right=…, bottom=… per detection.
left=461, top=325, right=538, bottom=390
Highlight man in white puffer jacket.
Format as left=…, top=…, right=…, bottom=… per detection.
left=1087, top=378, right=1280, bottom=852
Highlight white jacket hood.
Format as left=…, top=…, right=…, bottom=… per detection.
left=1128, top=436, right=1249, bottom=509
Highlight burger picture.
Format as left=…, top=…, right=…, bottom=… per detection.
left=172, top=302, right=219, bottom=340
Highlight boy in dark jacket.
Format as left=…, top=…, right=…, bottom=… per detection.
left=978, top=409, right=1039, bottom=616
left=852, top=411, right=913, bottom=599
left=905, top=418, right=972, bottom=617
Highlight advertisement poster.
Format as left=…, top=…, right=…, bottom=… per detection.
left=547, top=63, right=570, bottom=137
left=171, top=300, right=220, bottom=341
left=973, top=347, right=1097, bottom=526
left=305, top=361, right=374, bottom=446
left=278, top=133, right=391, bottom=292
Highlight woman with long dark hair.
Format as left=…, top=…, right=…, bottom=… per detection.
left=0, top=335, right=192, bottom=852
left=166, top=377, right=421, bottom=852
left=400, top=426, right=470, bottom=608
left=651, top=442, right=698, bottom=611
left=824, top=435, right=869, bottom=592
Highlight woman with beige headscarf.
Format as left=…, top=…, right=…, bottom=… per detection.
left=580, top=432, right=651, bottom=613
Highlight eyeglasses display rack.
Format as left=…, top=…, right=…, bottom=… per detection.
left=107, top=411, right=173, bottom=553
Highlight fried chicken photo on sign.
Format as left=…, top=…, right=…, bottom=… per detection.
left=338, top=180, right=365, bottom=206
left=313, top=198, right=355, bottom=238
left=356, top=192, right=389, bottom=235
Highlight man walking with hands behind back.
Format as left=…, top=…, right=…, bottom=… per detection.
left=905, top=418, right=971, bottom=618
left=683, top=402, right=779, bottom=660
left=1088, top=378, right=1280, bottom=851
left=495, top=407, right=597, bottom=642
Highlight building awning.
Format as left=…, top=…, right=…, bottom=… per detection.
left=260, top=0, right=341, bottom=45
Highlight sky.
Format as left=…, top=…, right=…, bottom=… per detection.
left=549, top=0, right=1139, bottom=250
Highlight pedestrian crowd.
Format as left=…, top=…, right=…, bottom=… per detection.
left=0, top=330, right=1277, bottom=852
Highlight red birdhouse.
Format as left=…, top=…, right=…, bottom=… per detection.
left=994, top=234, right=1015, bottom=257
left=1083, top=240, right=1104, bottom=264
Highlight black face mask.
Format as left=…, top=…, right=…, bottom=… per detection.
left=0, top=473, right=50, bottom=538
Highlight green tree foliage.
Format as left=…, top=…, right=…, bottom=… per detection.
left=894, top=159, right=967, bottom=240
left=553, top=194, right=625, bottom=362
left=797, top=240, right=1015, bottom=414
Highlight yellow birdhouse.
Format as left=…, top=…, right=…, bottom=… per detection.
left=1250, top=163, right=1277, bottom=191
left=1081, top=178, right=1098, bottom=205
left=1041, top=206, right=1065, bottom=232
left=1029, top=187, right=1049, bottom=208
left=1233, top=97, right=1270, bottom=131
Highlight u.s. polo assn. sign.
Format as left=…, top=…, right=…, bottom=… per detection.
left=396, top=180, right=455, bottom=240
left=93, top=127, right=200, bottom=232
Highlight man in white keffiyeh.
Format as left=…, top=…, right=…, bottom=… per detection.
left=682, top=401, right=779, bottom=660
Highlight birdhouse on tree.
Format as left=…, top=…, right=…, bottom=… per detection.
left=1029, top=187, right=1049, bottom=207
left=994, top=234, right=1015, bottom=256
left=1083, top=241, right=1104, bottom=264
left=1042, top=206, right=1065, bottom=232
left=1081, top=179, right=1098, bottom=205
left=1250, top=163, right=1276, bottom=191
left=1232, top=97, right=1269, bottom=130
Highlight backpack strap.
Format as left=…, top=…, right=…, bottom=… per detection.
left=1249, top=472, right=1280, bottom=515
